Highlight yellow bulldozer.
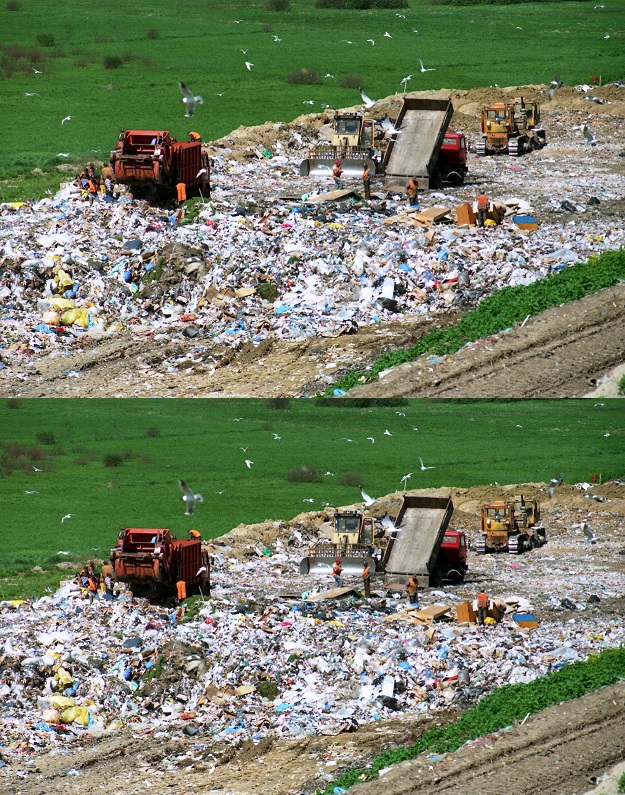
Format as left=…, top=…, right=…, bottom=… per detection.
left=299, top=112, right=386, bottom=178
left=476, top=495, right=546, bottom=555
left=476, top=97, right=546, bottom=157
left=299, top=510, right=387, bottom=575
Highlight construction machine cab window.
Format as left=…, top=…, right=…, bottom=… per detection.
left=335, top=514, right=360, bottom=534
left=336, top=117, right=360, bottom=136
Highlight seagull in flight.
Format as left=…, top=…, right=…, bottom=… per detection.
left=245, top=61, right=254, bottom=71
left=396, top=13, right=406, bottom=18
left=240, top=447, right=249, bottom=452
left=384, top=429, right=393, bottom=436
left=273, top=433, right=282, bottom=440
left=303, top=498, right=315, bottom=503
left=57, top=153, right=70, bottom=157
left=61, top=116, right=73, bottom=125
left=582, top=523, right=599, bottom=543
left=594, top=402, right=605, bottom=407
left=24, top=490, right=40, bottom=495
left=359, top=88, right=375, bottom=109
left=57, top=551, right=70, bottom=556
left=381, top=115, right=402, bottom=135
left=239, top=48, right=249, bottom=54
left=418, top=456, right=435, bottom=470
left=340, top=437, right=355, bottom=443
left=384, top=32, right=393, bottom=38
left=367, top=39, right=375, bottom=45
left=325, top=73, right=334, bottom=78
left=325, top=471, right=334, bottom=477
left=273, top=35, right=282, bottom=42
left=179, top=479, right=203, bottom=516
left=396, top=411, right=406, bottom=417
left=25, top=92, right=39, bottom=96
left=548, top=473, right=563, bottom=498
left=32, top=67, right=42, bottom=73
left=583, top=125, right=599, bottom=145
left=547, top=75, right=563, bottom=100
left=340, top=40, right=356, bottom=45
left=381, top=513, right=401, bottom=533
left=360, top=487, right=376, bottom=507
left=367, top=437, right=375, bottom=444
left=418, top=58, right=435, bottom=72
left=179, top=82, right=203, bottom=117
left=245, top=459, right=254, bottom=468
left=61, top=514, right=74, bottom=523
left=400, top=473, right=412, bottom=488
left=33, top=465, right=43, bottom=472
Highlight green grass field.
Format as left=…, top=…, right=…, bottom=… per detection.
left=1, top=0, right=623, bottom=199
left=1, top=397, right=623, bottom=598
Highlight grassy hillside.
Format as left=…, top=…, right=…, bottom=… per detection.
left=1, top=0, right=623, bottom=194
left=1, top=397, right=622, bottom=597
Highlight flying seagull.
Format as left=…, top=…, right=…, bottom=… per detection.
left=32, top=465, right=43, bottom=472
left=179, top=479, right=203, bottom=515
left=384, top=429, right=393, bottom=436
left=418, top=58, right=435, bottom=72
left=418, top=456, right=435, bottom=470
left=585, top=493, right=606, bottom=502
left=340, top=40, right=356, bottom=45
left=24, top=490, right=40, bottom=495
left=583, top=125, right=598, bottom=145
left=340, top=437, right=355, bottom=443
left=381, top=115, right=402, bottom=135
left=245, top=61, right=254, bottom=71
left=367, top=39, right=375, bottom=45
left=273, top=433, right=282, bottom=440
left=400, top=473, right=412, bottom=489
left=25, top=92, right=39, bottom=96
left=396, top=412, right=406, bottom=417
left=303, top=498, right=315, bottom=503
left=56, top=152, right=70, bottom=158
left=273, top=35, right=282, bottom=42
left=359, top=88, right=376, bottom=109
left=57, top=551, right=70, bottom=556
left=384, top=31, right=393, bottom=38
left=585, top=95, right=606, bottom=104
left=547, top=473, right=563, bottom=498
left=381, top=512, right=401, bottom=533
left=179, top=82, right=203, bottom=118
left=32, top=67, right=42, bottom=73
left=367, top=437, right=375, bottom=443
left=547, top=74, right=563, bottom=101
left=61, top=116, right=73, bottom=125
left=245, top=459, right=254, bottom=468
left=61, top=514, right=74, bottom=523
left=239, top=48, right=249, bottom=54
left=196, top=167, right=208, bottom=178
left=582, top=523, right=598, bottom=543
left=360, top=487, right=376, bottom=507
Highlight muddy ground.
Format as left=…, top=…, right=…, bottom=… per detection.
left=2, top=83, right=624, bottom=398
left=4, top=482, right=625, bottom=795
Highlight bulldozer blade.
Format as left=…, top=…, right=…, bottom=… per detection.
left=299, top=159, right=377, bottom=179
left=300, top=556, right=378, bottom=576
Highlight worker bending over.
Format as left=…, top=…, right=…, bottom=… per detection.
left=477, top=193, right=490, bottom=227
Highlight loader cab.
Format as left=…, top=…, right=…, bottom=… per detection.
left=332, top=114, right=374, bottom=148
left=483, top=105, right=512, bottom=133
left=333, top=511, right=374, bottom=546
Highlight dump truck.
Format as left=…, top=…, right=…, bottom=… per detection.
left=111, top=527, right=210, bottom=596
left=110, top=130, right=210, bottom=200
left=476, top=497, right=546, bottom=555
left=299, top=112, right=384, bottom=178
left=383, top=495, right=466, bottom=588
left=382, top=98, right=457, bottom=190
left=476, top=98, right=546, bottom=157
left=299, top=510, right=386, bottom=575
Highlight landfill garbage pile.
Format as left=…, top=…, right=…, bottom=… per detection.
left=1, top=484, right=624, bottom=790
left=1, top=85, right=624, bottom=397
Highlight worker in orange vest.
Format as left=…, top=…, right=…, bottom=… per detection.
left=176, top=579, right=187, bottom=603
left=176, top=181, right=187, bottom=205
left=477, top=194, right=490, bottom=228
left=332, top=159, right=344, bottom=190
left=362, top=162, right=371, bottom=200
left=406, top=575, right=419, bottom=606
left=406, top=178, right=419, bottom=208
left=87, top=174, right=100, bottom=205
left=188, top=131, right=201, bottom=142
left=332, top=557, right=344, bottom=587
left=88, top=572, right=100, bottom=604
left=477, top=591, right=490, bottom=625
left=362, top=559, right=371, bottom=598
left=188, top=529, right=201, bottom=540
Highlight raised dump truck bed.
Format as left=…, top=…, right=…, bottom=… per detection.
left=383, top=98, right=454, bottom=190
left=384, top=495, right=454, bottom=588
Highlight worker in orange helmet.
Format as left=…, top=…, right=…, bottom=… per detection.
left=332, top=557, right=344, bottom=587
left=477, top=591, right=490, bottom=625
left=332, top=159, right=344, bottom=190
left=188, top=131, right=201, bottom=142
left=477, top=193, right=490, bottom=228
left=188, top=529, right=201, bottom=540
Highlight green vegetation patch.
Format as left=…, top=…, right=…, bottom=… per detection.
left=327, top=248, right=625, bottom=394
left=319, top=646, right=625, bottom=793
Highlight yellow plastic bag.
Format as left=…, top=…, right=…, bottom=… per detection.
left=49, top=296, right=76, bottom=311
left=54, top=268, right=74, bottom=291
left=61, top=706, right=90, bottom=725
left=55, top=667, right=74, bottom=688
left=50, top=694, right=76, bottom=709
left=60, top=308, right=90, bottom=327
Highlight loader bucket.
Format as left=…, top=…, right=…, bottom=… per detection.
left=300, top=556, right=377, bottom=576
left=299, top=159, right=377, bottom=179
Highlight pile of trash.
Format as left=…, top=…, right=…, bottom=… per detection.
left=1, top=498, right=623, bottom=780
left=1, top=94, right=625, bottom=389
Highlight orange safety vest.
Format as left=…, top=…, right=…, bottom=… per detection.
left=176, top=580, right=187, bottom=600
left=362, top=563, right=370, bottom=579
left=176, top=182, right=187, bottom=203
left=407, top=577, right=418, bottom=594
left=477, top=592, right=489, bottom=608
left=188, top=131, right=201, bottom=142
left=362, top=165, right=370, bottom=181
left=477, top=194, right=489, bottom=211
left=188, top=529, right=201, bottom=540
left=88, top=178, right=99, bottom=194
left=407, top=179, right=419, bottom=197
left=88, top=576, right=99, bottom=592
